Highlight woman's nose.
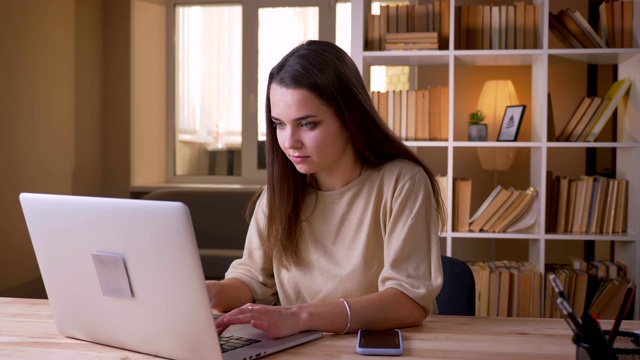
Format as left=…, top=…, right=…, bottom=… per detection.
left=281, top=128, right=302, bottom=149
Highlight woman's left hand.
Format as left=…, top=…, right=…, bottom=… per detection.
left=215, top=303, right=305, bottom=339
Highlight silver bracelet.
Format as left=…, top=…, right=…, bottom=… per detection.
left=339, top=298, right=351, bottom=335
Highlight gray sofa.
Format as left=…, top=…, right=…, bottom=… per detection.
left=142, top=188, right=259, bottom=280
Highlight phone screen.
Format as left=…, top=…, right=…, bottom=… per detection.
left=356, top=329, right=403, bottom=355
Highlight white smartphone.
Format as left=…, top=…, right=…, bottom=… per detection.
left=356, top=329, right=403, bottom=356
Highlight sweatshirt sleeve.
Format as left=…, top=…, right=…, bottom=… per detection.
left=379, top=168, right=443, bottom=315
left=224, top=192, right=279, bottom=305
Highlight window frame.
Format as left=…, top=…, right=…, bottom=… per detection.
left=166, top=0, right=336, bottom=185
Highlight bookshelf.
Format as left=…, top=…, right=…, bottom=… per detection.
left=351, top=0, right=639, bottom=319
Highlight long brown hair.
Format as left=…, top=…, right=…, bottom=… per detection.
left=261, top=40, right=446, bottom=268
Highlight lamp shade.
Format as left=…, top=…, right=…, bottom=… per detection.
left=476, top=80, right=519, bottom=171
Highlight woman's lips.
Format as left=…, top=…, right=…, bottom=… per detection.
left=289, top=154, right=309, bottom=164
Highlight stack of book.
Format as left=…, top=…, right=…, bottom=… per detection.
left=549, top=8, right=607, bottom=48
left=370, top=87, right=449, bottom=141
left=545, top=259, right=634, bottom=320
left=598, top=0, right=634, bottom=48
left=546, top=173, right=628, bottom=235
left=384, top=32, right=439, bottom=50
left=467, top=261, right=542, bottom=318
left=366, top=1, right=449, bottom=51
left=556, top=79, right=632, bottom=142
left=455, top=1, right=540, bottom=50
left=468, top=185, right=538, bottom=233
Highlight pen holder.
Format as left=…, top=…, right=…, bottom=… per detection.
left=573, top=331, right=640, bottom=360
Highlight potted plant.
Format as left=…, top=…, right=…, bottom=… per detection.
left=468, top=109, right=488, bottom=141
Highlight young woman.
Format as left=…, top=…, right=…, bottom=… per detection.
left=207, top=40, right=445, bottom=339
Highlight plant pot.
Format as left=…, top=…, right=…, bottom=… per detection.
left=468, top=124, right=488, bottom=141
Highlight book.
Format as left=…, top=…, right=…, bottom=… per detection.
left=458, top=5, right=469, bottom=49
left=570, top=177, right=587, bottom=233
left=385, top=32, right=438, bottom=42
left=407, top=90, right=416, bottom=141
left=482, top=5, right=491, bottom=50
left=488, top=263, right=501, bottom=317
left=598, top=1, right=613, bottom=47
left=490, top=5, right=500, bottom=49
left=613, top=1, right=623, bottom=48
left=380, top=5, right=389, bottom=50
left=453, top=178, right=472, bottom=232
left=397, top=4, right=408, bottom=33
left=602, top=178, right=618, bottom=234
left=584, top=79, right=632, bottom=142
left=575, top=98, right=610, bottom=142
left=499, top=5, right=507, bottom=49
left=567, top=97, right=604, bottom=142
left=469, top=186, right=512, bottom=232
left=400, top=90, right=407, bottom=140
left=524, top=4, right=536, bottom=49
left=549, top=12, right=583, bottom=49
left=555, top=176, right=570, bottom=233
left=506, top=4, right=515, bottom=49
left=622, top=0, right=633, bottom=48
left=588, top=176, right=606, bottom=234
left=388, top=4, right=398, bottom=33
left=613, top=179, right=628, bottom=233
left=384, top=42, right=439, bottom=50
left=413, top=4, right=427, bottom=32
left=487, top=189, right=528, bottom=233
left=470, top=185, right=502, bottom=223
left=415, top=90, right=424, bottom=141
left=555, top=9, right=601, bottom=48
left=440, top=86, right=449, bottom=140
left=557, top=96, right=593, bottom=141
left=469, top=264, right=483, bottom=316
left=566, top=179, right=577, bottom=231
left=440, top=0, right=450, bottom=50
left=578, top=176, right=594, bottom=233
left=428, top=87, right=441, bottom=141
left=514, top=1, right=525, bottom=49
left=482, top=189, right=520, bottom=232
left=568, top=9, right=607, bottom=48
left=546, top=172, right=559, bottom=232
left=498, top=187, right=538, bottom=233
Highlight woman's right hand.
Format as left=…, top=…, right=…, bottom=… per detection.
left=205, top=278, right=253, bottom=312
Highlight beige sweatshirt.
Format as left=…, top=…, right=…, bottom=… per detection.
left=226, top=158, right=443, bottom=314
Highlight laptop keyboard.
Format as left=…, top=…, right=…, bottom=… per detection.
left=219, top=334, right=262, bottom=353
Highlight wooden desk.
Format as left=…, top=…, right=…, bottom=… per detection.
left=1, top=297, right=639, bottom=359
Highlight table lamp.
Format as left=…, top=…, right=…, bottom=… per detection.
left=476, top=80, right=519, bottom=171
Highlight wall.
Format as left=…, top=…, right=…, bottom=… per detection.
left=0, top=0, right=130, bottom=297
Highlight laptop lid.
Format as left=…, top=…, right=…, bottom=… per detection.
left=19, top=193, right=321, bottom=360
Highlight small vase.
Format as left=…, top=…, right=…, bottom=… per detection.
left=468, top=124, right=488, bottom=141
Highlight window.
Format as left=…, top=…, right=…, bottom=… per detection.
left=168, top=0, right=338, bottom=184
left=175, top=5, right=242, bottom=176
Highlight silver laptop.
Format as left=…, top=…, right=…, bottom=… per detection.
left=19, top=192, right=322, bottom=360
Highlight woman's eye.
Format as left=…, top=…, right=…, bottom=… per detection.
left=300, top=122, right=316, bottom=129
left=272, top=121, right=285, bottom=129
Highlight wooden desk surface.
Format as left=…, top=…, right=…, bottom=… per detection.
left=1, top=297, right=639, bottom=359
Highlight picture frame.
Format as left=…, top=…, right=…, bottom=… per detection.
left=497, top=105, right=526, bottom=141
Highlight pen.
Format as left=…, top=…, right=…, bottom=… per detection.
left=580, top=312, right=616, bottom=359
left=549, top=273, right=568, bottom=302
left=556, top=297, right=583, bottom=337
left=608, top=282, right=635, bottom=345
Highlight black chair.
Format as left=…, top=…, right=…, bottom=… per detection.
left=436, top=255, right=476, bottom=316
left=142, top=188, right=257, bottom=280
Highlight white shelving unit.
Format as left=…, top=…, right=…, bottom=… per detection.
left=351, top=0, right=639, bottom=319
